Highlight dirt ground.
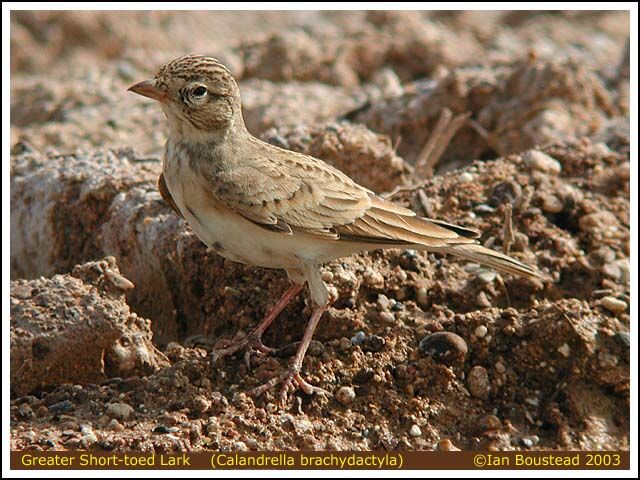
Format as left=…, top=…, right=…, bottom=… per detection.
left=10, top=10, right=630, bottom=452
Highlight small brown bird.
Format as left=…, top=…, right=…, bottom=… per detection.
left=129, top=55, right=540, bottom=404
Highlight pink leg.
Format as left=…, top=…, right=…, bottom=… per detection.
left=247, top=304, right=329, bottom=405
left=212, top=283, right=303, bottom=368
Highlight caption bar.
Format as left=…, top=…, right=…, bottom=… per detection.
left=11, top=451, right=630, bottom=470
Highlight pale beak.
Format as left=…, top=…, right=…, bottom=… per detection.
left=127, top=79, right=167, bottom=102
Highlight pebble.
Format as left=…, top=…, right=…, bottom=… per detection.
left=416, top=286, right=428, bottom=306
left=524, top=150, right=562, bottom=174
left=49, top=400, right=75, bottom=415
left=18, top=404, right=34, bottom=419
left=408, top=424, right=422, bottom=437
left=108, top=419, right=124, bottom=432
left=579, top=211, right=618, bottom=236
left=542, top=195, right=564, bottom=213
left=363, top=268, right=385, bottom=288
left=419, top=331, right=468, bottom=366
left=474, top=204, right=496, bottom=214
left=192, top=396, right=211, bottom=414
left=459, top=172, right=474, bottom=183
left=601, top=262, right=622, bottom=281
left=525, top=397, right=540, bottom=407
left=376, top=294, right=391, bottom=310
left=233, top=441, right=248, bottom=451
left=601, top=296, right=627, bottom=313
left=36, top=405, right=49, bottom=417
left=336, top=386, right=356, bottom=406
left=321, top=271, right=334, bottom=282
left=494, top=362, right=506, bottom=374
left=105, top=402, right=134, bottom=421
left=153, top=425, right=179, bottom=434
left=590, top=142, right=611, bottom=157
left=614, top=332, right=630, bottom=348
left=521, top=437, right=534, bottom=448
left=467, top=366, right=490, bottom=399
left=476, top=269, right=497, bottom=284
left=476, top=292, right=492, bottom=308
left=557, top=343, right=571, bottom=358
left=391, top=301, right=405, bottom=311
left=351, top=331, right=367, bottom=346
left=617, top=260, right=630, bottom=284
left=474, top=325, right=488, bottom=338
left=363, top=335, right=386, bottom=353
left=338, top=337, right=352, bottom=351
left=378, top=311, right=395, bottom=323
left=437, top=439, right=461, bottom=451
left=104, top=268, right=135, bottom=291
left=326, top=284, right=339, bottom=303
left=478, top=414, right=501, bottom=431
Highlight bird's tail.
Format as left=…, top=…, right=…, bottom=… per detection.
left=436, top=243, right=542, bottom=279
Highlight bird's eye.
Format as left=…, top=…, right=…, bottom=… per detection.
left=192, top=86, right=208, bottom=98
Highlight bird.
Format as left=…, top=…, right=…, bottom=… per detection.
left=128, top=54, right=541, bottom=405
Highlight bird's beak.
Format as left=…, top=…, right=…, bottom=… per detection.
left=127, top=79, right=167, bottom=102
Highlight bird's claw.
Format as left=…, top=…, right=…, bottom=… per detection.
left=247, top=368, right=329, bottom=406
left=211, top=333, right=275, bottom=369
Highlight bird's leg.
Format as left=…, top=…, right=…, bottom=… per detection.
left=211, top=283, right=303, bottom=368
left=247, top=303, right=329, bottom=405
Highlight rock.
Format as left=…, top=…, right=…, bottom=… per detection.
left=378, top=311, right=396, bottom=323
left=477, top=270, right=497, bottom=284
left=416, top=286, right=428, bottom=306
left=48, top=400, right=75, bottom=415
left=351, top=331, right=367, bottom=346
left=542, top=195, right=564, bottom=213
left=458, top=172, right=474, bottom=183
left=108, top=419, right=124, bottom=432
left=191, top=396, right=211, bottom=414
left=438, top=439, right=460, bottom=451
left=105, top=402, right=134, bottom=421
left=557, top=343, right=571, bottom=358
left=474, top=325, right=488, bottom=338
left=321, top=271, right=334, bottom=282
left=614, top=332, right=630, bottom=349
left=579, top=211, right=619, bottom=236
left=419, top=332, right=468, bottom=366
left=363, top=268, right=385, bottom=288
left=467, top=366, right=491, bottom=399
left=601, top=296, right=627, bottom=313
left=336, top=386, right=356, bottom=406
left=362, top=335, right=386, bottom=353
left=408, top=424, right=422, bottom=437
left=524, top=150, right=562, bottom=174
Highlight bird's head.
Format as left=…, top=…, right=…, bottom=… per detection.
left=128, top=55, right=244, bottom=143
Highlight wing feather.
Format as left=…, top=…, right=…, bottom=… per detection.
left=208, top=138, right=478, bottom=248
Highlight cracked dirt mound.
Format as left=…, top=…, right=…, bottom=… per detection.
left=10, top=10, right=630, bottom=452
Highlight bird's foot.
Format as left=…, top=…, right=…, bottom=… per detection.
left=246, top=366, right=329, bottom=406
left=211, top=331, right=275, bottom=370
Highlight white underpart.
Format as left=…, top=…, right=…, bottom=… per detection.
left=163, top=140, right=346, bottom=306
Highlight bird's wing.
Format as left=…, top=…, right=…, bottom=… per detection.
left=210, top=143, right=479, bottom=247
left=158, top=173, right=184, bottom=218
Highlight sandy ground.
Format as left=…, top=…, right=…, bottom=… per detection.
left=10, top=10, right=630, bottom=452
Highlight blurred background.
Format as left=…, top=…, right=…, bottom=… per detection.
left=10, top=10, right=629, bottom=161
